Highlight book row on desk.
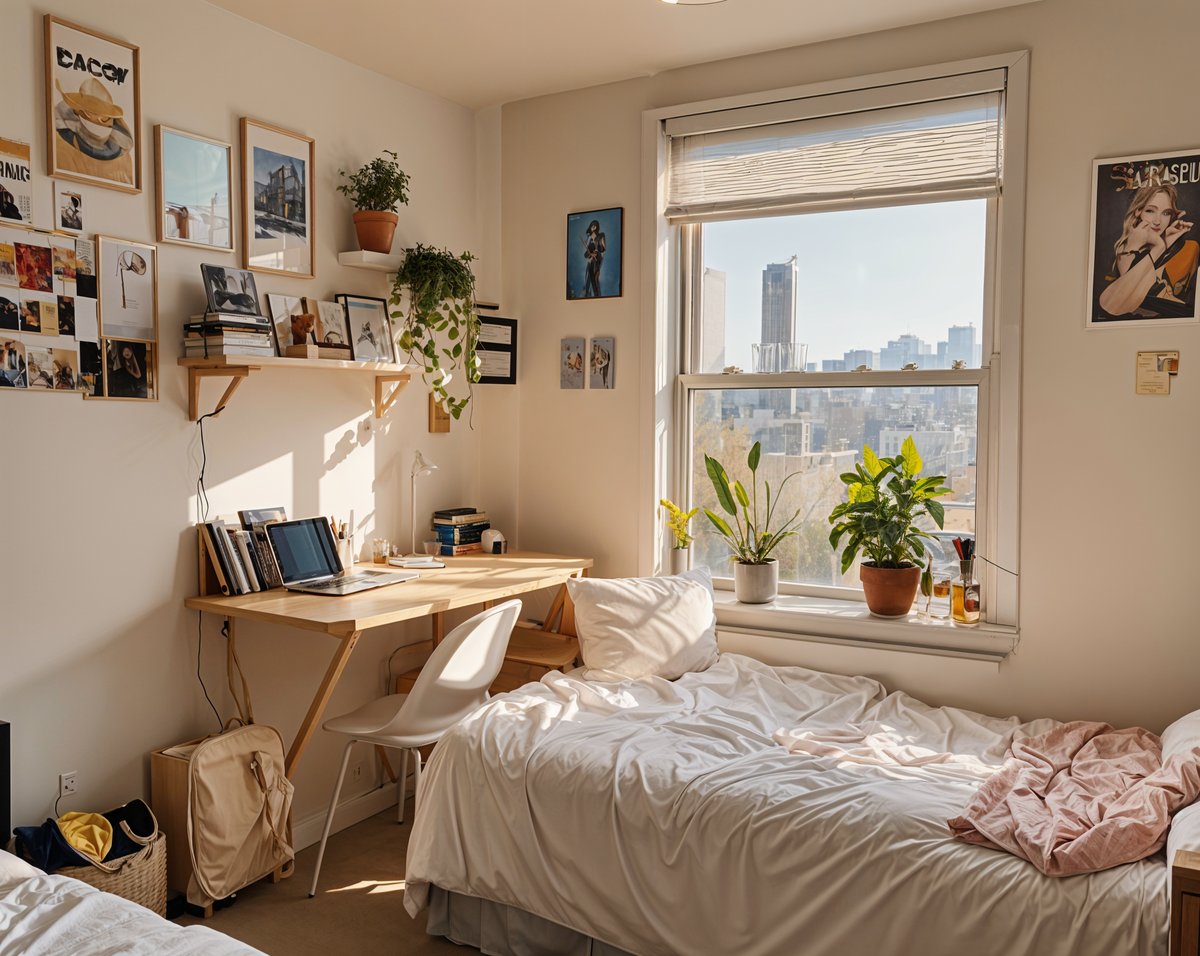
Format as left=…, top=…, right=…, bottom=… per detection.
left=440, top=542, right=483, bottom=556
left=199, top=518, right=283, bottom=595
left=433, top=521, right=490, bottom=545
left=432, top=508, right=489, bottom=527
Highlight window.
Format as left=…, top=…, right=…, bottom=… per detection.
left=656, top=55, right=1027, bottom=629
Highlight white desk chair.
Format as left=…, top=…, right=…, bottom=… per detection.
left=308, top=599, right=522, bottom=897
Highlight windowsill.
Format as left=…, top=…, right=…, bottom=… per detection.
left=712, top=588, right=1018, bottom=662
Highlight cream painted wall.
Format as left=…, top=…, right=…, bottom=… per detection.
left=0, top=0, right=501, bottom=831
left=503, top=0, right=1200, bottom=731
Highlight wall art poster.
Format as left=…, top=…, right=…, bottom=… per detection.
left=566, top=206, right=622, bottom=300
left=104, top=338, right=154, bottom=399
left=1087, top=149, right=1200, bottom=328
left=0, top=138, right=32, bottom=225
left=242, top=118, right=314, bottom=278
left=98, top=236, right=156, bottom=341
left=45, top=16, right=140, bottom=192
left=589, top=336, right=615, bottom=389
left=0, top=338, right=26, bottom=388
left=56, top=183, right=83, bottom=232
left=157, top=125, right=232, bottom=251
left=560, top=336, right=584, bottom=390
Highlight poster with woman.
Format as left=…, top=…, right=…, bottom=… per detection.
left=45, top=16, right=140, bottom=193
left=1087, top=150, right=1200, bottom=328
left=566, top=207, right=622, bottom=300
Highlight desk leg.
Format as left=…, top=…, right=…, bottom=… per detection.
left=431, top=613, right=445, bottom=648
left=284, top=629, right=362, bottom=779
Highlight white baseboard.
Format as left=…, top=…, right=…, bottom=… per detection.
left=292, top=780, right=405, bottom=851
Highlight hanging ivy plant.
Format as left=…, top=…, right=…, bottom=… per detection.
left=390, top=244, right=480, bottom=420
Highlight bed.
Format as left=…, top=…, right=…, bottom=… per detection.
left=0, top=848, right=262, bottom=956
left=404, top=652, right=1200, bottom=956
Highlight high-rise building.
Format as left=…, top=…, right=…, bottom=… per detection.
left=700, top=267, right=726, bottom=373
left=879, top=334, right=930, bottom=370
left=946, top=324, right=977, bottom=367
left=760, top=256, right=798, bottom=346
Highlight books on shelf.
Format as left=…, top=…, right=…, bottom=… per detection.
left=440, top=542, right=483, bottom=556
left=190, top=311, right=271, bottom=330
left=198, top=508, right=289, bottom=594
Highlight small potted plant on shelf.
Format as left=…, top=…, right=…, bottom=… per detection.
left=337, top=150, right=411, bottom=254
left=827, top=436, right=951, bottom=618
left=660, top=498, right=699, bottom=575
left=702, top=442, right=803, bottom=604
left=391, top=244, right=479, bottom=421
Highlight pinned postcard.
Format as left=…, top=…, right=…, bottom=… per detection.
left=1135, top=350, right=1180, bottom=395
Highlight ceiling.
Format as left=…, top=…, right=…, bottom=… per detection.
left=207, top=0, right=1037, bottom=109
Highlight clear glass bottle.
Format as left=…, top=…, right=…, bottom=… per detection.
left=951, top=558, right=980, bottom=625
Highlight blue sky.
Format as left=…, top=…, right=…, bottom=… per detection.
left=162, top=134, right=229, bottom=211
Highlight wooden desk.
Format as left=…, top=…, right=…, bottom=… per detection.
left=184, top=551, right=591, bottom=778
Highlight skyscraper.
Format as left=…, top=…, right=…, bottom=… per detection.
left=760, top=256, right=798, bottom=347
left=700, top=267, right=727, bottom=373
left=946, top=324, right=977, bottom=367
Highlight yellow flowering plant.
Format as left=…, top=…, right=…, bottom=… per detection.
left=660, top=498, right=699, bottom=550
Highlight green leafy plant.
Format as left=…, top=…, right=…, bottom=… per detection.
left=827, top=437, right=951, bottom=575
left=391, top=244, right=479, bottom=420
left=337, top=150, right=411, bottom=212
left=702, top=442, right=803, bottom=564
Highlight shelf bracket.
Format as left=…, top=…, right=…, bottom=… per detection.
left=374, top=373, right=410, bottom=418
left=187, top=366, right=252, bottom=421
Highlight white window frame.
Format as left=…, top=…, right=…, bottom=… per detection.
left=639, top=53, right=1029, bottom=660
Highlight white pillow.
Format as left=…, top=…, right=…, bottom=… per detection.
left=0, top=848, right=43, bottom=889
left=567, top=568, right=719, bottom=681
left=1163, top=709, right=1200, bottom=865
left=1162, top=708, right=1200, bottom=761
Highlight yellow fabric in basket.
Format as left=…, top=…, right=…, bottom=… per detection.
left=57, top=811, right=113, bottom=864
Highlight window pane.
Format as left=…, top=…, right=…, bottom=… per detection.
left=696, top=201, right=986, bottom=374
left=691, top=387, right=977, bottom=588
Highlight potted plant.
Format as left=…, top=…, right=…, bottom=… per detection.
left=660, top=498, right=699, bottom=574
left=702, top=442, right=803, bottom=604
left=391, top=244, right=479, bottom=421
left=337, top=150, right=411, bottom=254
left=827, top=437, right=951, bottom=618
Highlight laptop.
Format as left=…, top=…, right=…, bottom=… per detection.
left=266, top=517, right=419, bottom=596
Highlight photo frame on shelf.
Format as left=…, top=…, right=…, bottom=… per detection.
left=306, top=297, right=353, bottom=352
left=566, top=206, right=622, bottom=300
left=477, top=316, right=517, bottom=385
left=45, top=16, right=141, bottom=193
left=241, top=118, right=315, bottom=278
left=102, top=338, right=156, bottom=400
left=266, top=292, right=314, bottom=353
left=156, top=125, right=233, bottom=251
left=97, top=235, right=156, bottom=343
left=1086, top=149, right=1200, bottom=329
left=336, top=293, right=393, bottom=362
left=200, top=263, right=261, bottom=317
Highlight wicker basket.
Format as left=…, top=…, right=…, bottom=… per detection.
left=58, top=826, right=168, bottom=917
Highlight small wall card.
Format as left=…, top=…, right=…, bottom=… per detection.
left=560, top=337, right=584, bottom=389
left=589, top=336, right=615, bottom=390
left=1135, top=350, right=1180, bottom=395
left=477, top=316, right=516, bottom=385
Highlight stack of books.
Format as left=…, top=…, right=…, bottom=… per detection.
left=184, top=311, right=275, bottom=359
left=432, top=507, right=490, bottom=556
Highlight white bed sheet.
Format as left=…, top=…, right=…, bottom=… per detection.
left=405, top=654, right=1168, bottom=956
left=0, top=869, right=262, bottom=956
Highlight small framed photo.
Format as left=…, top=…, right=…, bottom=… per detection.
left=200, top=263, right=261, bottom=317
left=56, top=183, right=83, bottom=232
left=567, top=207, right=622, bottom=300
left=45, top=16, right=141, bottom=193
left=477, top=316, right=517, bottom=385
left=97, top=235, right=156, bottom=342
left=336, top=294, right=394, bottom=362
left=306, top=297, right=353, bottom=350
left=267, top=293, right=315, bottom=352
left=241, top=118, right=315, bottom=278
left=589, top=336, right=615, bottom=389
left=156, top=125, right=233, bottom=251
left=560, top=336, right=585, bottom=390
left=103, top=338, right=155, bottom=400
left=1087, top=149, right=1200, bottom=329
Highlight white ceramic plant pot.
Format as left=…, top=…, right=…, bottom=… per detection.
left=734, top=559, right=778, bottom=604
left=670, top=549, right=689, bottom=575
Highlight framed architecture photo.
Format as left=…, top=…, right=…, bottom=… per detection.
left=45, top=16, right=141, bottom=193
left=336, top=293, right=394, bottom=362
left=241, top=118, right=314, bottom=278
left=1086, top=149, right=1200, bottom=329
left=566, top=206, right=622, bottom=300
left=156, top=126, right=233, bottom=251
left=97, top=235, right=156, bottom=342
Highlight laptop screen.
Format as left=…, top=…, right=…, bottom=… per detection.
left=266, top=518, right=342, bottom=585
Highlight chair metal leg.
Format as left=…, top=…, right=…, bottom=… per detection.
left=397, top=749, right=410, bottom=824
left=309, top=740, right=355, bottom=898
left=412, top=749, right=424, bottom=819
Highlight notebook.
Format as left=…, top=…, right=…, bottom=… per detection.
left=266, top=517, right=419, bottom=595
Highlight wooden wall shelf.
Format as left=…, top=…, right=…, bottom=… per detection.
left=337, top=250, right=401, bottom=272
left=178, top=356, right=411, bottom=421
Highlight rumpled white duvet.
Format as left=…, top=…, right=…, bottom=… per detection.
left=405, top=654, right=1171, bottom=956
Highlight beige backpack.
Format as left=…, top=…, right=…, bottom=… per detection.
left=185, top=722, right=294, bottom=907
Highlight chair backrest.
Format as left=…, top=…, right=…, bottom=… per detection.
left=384, top=599, right=521, bottom=740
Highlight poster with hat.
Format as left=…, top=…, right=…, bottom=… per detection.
left=44, top=16, right=141, bottom=193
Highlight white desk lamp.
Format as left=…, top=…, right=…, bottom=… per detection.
left=409, top=450, right=437, bottom=557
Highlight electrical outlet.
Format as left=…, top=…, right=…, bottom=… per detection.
left=350, top=761, right=364, bottom=783
left=58, top=772, right=78, bottom=798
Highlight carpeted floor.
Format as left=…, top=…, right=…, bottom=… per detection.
left=177, top=797, right=461, bottom=955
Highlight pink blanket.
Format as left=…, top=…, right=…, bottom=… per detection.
left=948, top=721, right=1200, bottom=876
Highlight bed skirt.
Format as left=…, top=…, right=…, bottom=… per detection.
left=426, top=886, right=635, bottom=956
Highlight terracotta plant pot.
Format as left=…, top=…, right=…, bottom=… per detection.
left=352, top=210, right=399, bottom=254
left=859, top=563, right=921, bottom=617
left=734, top=559, right=778, bottom=604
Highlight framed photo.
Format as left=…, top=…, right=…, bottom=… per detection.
left=103, top=338, right=155, bottom=400
left=97, top=236, right=156, bottom=342
left=156, top=125, right=233, bottom=251
left=0, top=139, right=33, bottom=226
left=560, top=336, right=584, bottom=390
left=55, top=184, right=83, bottom=233
left=45, top=16, right=141, bottom=193
left=589, top=336, right=615, bottom=389
left=306, top=297, right=353, bottom=349
left=566, top=207, right=622, bottom=300
left=336, top=294, right=394, bottom=362
left=241, top=118, right=314, bottom=278
left=200, top=263, right=261, bottom=317
left=267, top=293, right=315, bottom=353
left=477, top=316, right=517, bottom=385
left=1087, top=149, right=1200, bottom=329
